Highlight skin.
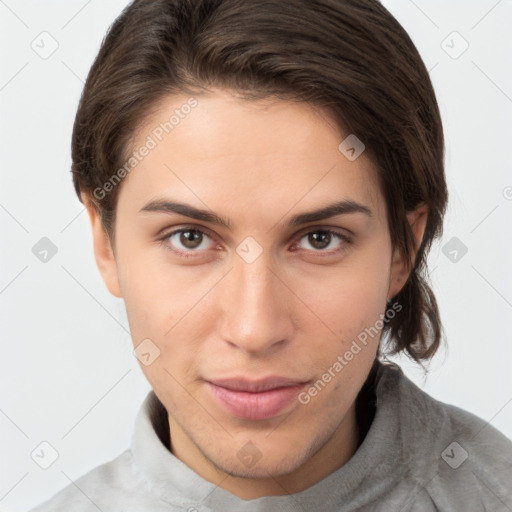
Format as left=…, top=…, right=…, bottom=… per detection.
left=84, top=88, right=427, bottom=499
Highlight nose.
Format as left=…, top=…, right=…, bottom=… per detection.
left=217, top=250, right=295, bottom=355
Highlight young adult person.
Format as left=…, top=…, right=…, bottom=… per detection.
left=30, top=0, right=512, bottom=510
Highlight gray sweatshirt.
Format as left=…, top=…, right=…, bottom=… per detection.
left=29, top=362, right=512, bottom=511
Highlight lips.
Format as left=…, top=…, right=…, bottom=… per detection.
left=206, top=376, right=308, bottom=420
left=209, top=376, right=306, bottom=393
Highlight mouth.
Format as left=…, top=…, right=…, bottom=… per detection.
left=205, top=376, right=309, bottom=420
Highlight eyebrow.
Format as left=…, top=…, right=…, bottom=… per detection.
left=139, top=198, right=373, bottom=229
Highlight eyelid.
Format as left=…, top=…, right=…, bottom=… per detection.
left=157, top=223, right=215, bottom=239
left=294, top=224, right=354, bottom=239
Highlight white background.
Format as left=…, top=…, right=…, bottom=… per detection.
left=1, top=1, right=511, bottom=510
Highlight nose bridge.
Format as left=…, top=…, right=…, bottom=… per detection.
left=236, top=254, right=274, bottom=309
left=219, top=249, right=291, bottom=354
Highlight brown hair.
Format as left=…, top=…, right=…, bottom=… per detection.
left=71, top=0, right=448, bottom=364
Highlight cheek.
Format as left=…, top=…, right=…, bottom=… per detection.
left=114, top=241, right=176, bottom=344
left=297, top=258, right=390, bottom=405
left=115, top=242, right=216, bottom=362
left=300, top=252, right=390, bottom=335
left=289, top=251, right=391, bottom=392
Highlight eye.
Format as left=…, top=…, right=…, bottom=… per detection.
left=294, top=229, right=350, bottom=254
left=161, top=227, right=216, bottom=254
left=158, top=226, right=351, bottom=258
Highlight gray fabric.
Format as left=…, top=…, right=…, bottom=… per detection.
left=29, top=363, right=512, bottom=511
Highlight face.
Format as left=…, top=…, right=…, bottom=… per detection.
left=86, top=88, right=421, bottom=498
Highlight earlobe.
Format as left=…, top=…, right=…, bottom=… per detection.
left=82, top=194, right=123, bottom=298
left=387, top=202, right=428, bottom=301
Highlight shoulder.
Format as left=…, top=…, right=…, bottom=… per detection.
left=379, top=362, right=512, bottom=509
left=425, top=399, right=512, bottom=509
left=27, top=450, right=145, bottom=512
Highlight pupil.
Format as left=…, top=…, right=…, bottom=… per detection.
left=309, top=231, right=330, bottom=249
left=181, top=230, right=201, bottom=248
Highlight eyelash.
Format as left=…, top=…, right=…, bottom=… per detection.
left=157, top=226, right=352, bottom=259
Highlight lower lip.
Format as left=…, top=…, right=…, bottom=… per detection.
left=206, top=382, right=306, bottom=420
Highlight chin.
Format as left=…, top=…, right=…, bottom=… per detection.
left=204, top=441, right=310, bottom=480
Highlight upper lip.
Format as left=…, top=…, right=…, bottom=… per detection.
left=207, top=376, right=308, bottom=393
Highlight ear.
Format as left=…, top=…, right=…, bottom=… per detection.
left=387, top=202, right=428, bottom=300
left=82, top=194, right=122, bottom=298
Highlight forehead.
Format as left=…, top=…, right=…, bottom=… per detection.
left=119, top=89, right=385, bottom=225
